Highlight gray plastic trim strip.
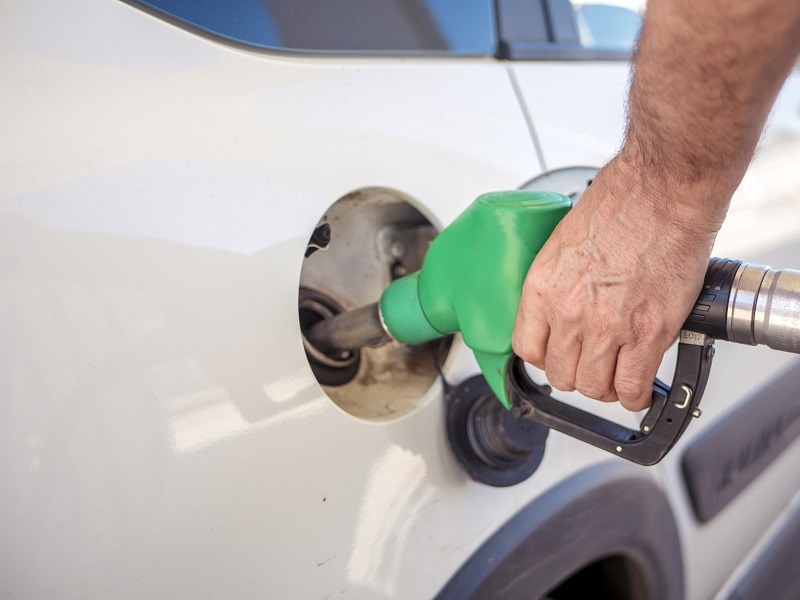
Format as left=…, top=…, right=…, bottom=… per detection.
left=682, top=360, right=800, bottom=523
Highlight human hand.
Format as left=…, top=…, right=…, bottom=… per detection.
left=512, top=159, right=720, bottom=411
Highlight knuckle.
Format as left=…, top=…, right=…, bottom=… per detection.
left=614, top=376, right=648, bottom=404
left=576, top=379, right=613, bottom=401
left=552, top=299, right=582, bottom=326
left=511, top=330, right=546, bottom=367
left=590, top=307, right=617, bottom=336
left=528, top=350, right=546, bottom=368
left=547, top=371, right=575, bottom=392
left=619, top=394, right=652, bottom=412
left=628, top=309, right=664, bottom=343
left=514, top=341, right=545, bottom=368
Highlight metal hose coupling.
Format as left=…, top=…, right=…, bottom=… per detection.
left=686, top=258, right=800, bottom=354
left=729, top=262, right=800, bottom=352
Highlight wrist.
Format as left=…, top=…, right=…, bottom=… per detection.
left=601, top=147, right=731, bottom=237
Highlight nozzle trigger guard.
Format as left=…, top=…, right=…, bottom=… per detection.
left=507, top=332, right=715, bottom=465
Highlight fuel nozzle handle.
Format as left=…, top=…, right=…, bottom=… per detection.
left=684, top=257, right=800, bottom=353
left=511, top=256, right=800, bottom=465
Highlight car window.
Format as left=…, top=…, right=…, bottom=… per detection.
left=495, top=0, right=644, bottom=60
left=132, top=0, right=497, bottom=55
left=571, top=1, right=644, bottom=51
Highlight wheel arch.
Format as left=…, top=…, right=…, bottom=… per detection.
left=436, top=461, right=683, bottom=600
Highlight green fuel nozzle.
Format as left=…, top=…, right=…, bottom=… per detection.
left=379, top=191, right=571, bottom=408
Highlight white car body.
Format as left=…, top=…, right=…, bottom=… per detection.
left=2, top=1, right=800, bottom=598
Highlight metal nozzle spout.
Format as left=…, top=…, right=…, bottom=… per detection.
left=742, top=266, right=800, bottom=353
left=305, top=302, right=392, bottom=355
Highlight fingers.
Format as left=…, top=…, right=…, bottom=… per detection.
left=574, top=337, right=620, bottom=402
left=614, top=343, right=663, bottom=411
left=514, top=302, right=661, bottom=408
left=513, top=290, right=582, bottom=393
left=512, top=300, right=549, bottom=370
left=520, top=334, right=657, bottom=410
left=544, top=332, right=581, bottom=392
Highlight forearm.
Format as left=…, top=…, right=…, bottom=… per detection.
left=620, top=0, right=800, bottom=229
